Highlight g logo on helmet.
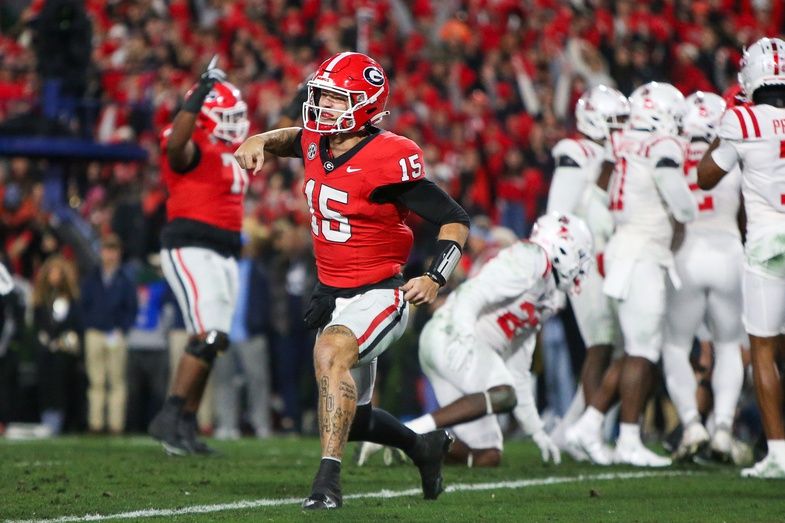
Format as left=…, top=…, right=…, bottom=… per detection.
left=363, top=66, right=385, bottom=87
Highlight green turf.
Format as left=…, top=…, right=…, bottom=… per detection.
left=0, top=436, right=783, bottom=522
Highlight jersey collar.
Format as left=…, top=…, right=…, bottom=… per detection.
left=319, top=126, right=382, bottom=173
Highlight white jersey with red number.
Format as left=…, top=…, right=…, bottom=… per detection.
left=683, top=139, right=741, bottom=239
left=714, top=104, right=785, bottom=262
left=438, top=241, right=565, bottom=356
left=547, top=138, right=614, bottom=251
left=606, top=129, right=694, bottom=259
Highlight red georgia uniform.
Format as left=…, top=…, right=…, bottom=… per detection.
left=160, top=126, right=248, bottom=232
left=299, top=127, right=424, bottom=288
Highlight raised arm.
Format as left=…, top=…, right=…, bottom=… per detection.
left=167, top=60, right=227, bottom=172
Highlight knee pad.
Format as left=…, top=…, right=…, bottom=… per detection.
left=348, top=402, right=372, bottom=441
left=186, top=330, right=229, bottom=366
left=486, top=385, right=517, bottom=413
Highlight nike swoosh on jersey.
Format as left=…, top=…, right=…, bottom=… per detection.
left=346, top=166, right=362, bottom=172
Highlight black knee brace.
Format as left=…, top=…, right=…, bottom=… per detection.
left=348, top=403, right=373, bottom=441
left=185, top=330, right=229, bottom=366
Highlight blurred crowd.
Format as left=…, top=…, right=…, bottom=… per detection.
left=0, top=0, right=780, bottom=438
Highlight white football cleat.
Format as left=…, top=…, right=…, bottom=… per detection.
left=565, top=425, right=613, bottom=465
left=673, top=422, right=709, bottom=461
left=356, top=441, right=384, bottom=466
left=708, top=426, right=733, bottom=462
left=614, top=439, right=672, bottom=467
left=741, top=454, right=785, bottom=478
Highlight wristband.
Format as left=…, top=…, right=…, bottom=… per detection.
left=182, top=84, right=212, bottom=114
left=425, top=239, right=462, bottom=287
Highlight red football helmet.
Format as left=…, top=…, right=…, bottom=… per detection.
left=188, top=80, right=249, bottom=144
left=302, top=52, right=390, bottom=134
left=722, top=83, right=749, bottom=107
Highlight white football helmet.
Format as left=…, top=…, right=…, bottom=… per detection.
left=575, top=85, right=631, bottom=141
left=628, top=82, right=686, bottom=135
left=682, top=91, right=727, bottom=141
left=529, top=212, right=594, bottom=294
left=739, top=37, right=785, bottom=97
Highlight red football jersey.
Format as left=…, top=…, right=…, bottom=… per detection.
left=160, top=126, right=248, bottom=232
left=300, top=128, right=425, bottom=288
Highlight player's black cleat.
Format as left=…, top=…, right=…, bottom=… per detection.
left=302, top=458, right=342, bottom=510
left=148, top=409, right=191, bottom=457
left=179, top=415, right=218, bottom=456
left=301, top=491, right=342, bottom=510
left=410, top=430, right=454, bottom=500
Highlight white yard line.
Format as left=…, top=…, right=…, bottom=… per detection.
left=10, top=470, right=694, bottom=523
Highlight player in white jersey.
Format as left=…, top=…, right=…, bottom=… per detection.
left=662, top=91, right=746, bottom=462
left=357, top=213, right=593, bottom=467
left=566, top=82, right=697, bottom=467
left=698, top=37, right=785, bottom=478
left=546, top=86, right=629, bottom=458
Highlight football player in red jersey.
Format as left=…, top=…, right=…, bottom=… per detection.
left=236, top=52, right=470, bottom=510
left=148, top=58, right=250, bottom=456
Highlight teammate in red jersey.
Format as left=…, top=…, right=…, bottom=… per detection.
left=236, top=51, right=470, bottom=510
left=148, top=58, right=250, bottom=456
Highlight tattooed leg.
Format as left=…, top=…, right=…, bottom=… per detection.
left=314, top=325, right=359, bottom=460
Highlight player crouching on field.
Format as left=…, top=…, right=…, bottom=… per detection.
left=359, top=212, right=593, bottom=467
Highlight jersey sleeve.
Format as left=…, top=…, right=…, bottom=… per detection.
left=547, top=139, right=590, bottom=214
left=649, top=138, right=697, bottom=223
left=373, top=134, right=426, bottom=188
left=449, top=243, right=546, bottom=335
left=713, top=109, right=744, bottom=171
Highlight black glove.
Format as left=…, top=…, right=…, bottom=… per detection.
left=182, top=57, right=227, bottom=114
left=303, top=294, right=336, bottom=330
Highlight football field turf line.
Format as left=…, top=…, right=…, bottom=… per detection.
left=9, top=470, right=695, bottom=523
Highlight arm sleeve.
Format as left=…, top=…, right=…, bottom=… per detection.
left=371, top=179, right=470, bottom=226
left=508, top=335, right=544, bottom=435
left=546, top=140, right=589, bottom=214
left=651, top=140, right=697, bottom=224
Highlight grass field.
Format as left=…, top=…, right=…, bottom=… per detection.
left=1, top=436, right=783, bottom=522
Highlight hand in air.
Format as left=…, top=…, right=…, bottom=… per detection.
left=234, top=135, right=267, bottom=175
left=198, top=55, right=226, bottom=91
left=401, top=275, right=439, bottom=306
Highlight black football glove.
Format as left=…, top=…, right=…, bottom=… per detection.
left=303, top=294, right=336, bottom=330
left=182, top=55, right=227, bottom=114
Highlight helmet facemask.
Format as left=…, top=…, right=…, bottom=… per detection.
left=303, top=82, right=386, bottom=134
left=202, top=101, right=249, bottom=144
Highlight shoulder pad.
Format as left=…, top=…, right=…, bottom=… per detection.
left=552, top=139, right=588, bottom=166
left=646, top=136, right=684, bottom=161
left=718, top=107, right=758, bottom=140
left=374, top=131, right=426, bottom=186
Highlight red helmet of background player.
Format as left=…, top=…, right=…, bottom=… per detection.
left=187, top=80, right=249, bottom=144
left=302, top=52, right=391, bottom=134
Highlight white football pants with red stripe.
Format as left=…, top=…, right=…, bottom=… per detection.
left=161, top=247, right=239, bottom=335
left=324, top=287, right=409, bottom=405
